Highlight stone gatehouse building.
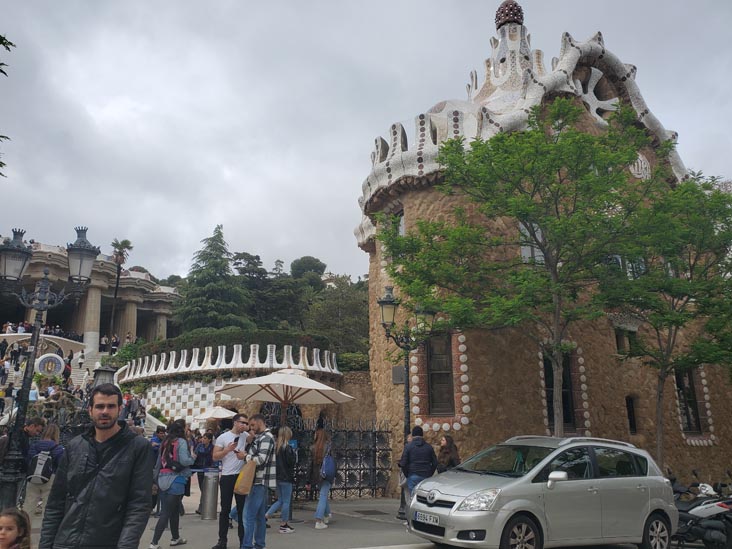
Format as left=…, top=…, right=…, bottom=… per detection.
left=355, top=0, right=730, bottom=478
left=0, top=239, right=177, bottom=356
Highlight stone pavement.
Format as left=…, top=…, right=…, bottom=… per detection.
left=29, top=492, right=432, bottom=549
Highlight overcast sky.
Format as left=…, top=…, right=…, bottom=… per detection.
left=1, top=1, right=730, bottom=281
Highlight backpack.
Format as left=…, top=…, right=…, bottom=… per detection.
left=320, top=445, right=336, bottom=483
left=27, top=446, right=56, bottom=484
left=162, top=439, right=184, bottom=473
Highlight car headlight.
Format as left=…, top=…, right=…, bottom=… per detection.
left=458, top=489, right=501, bottom=511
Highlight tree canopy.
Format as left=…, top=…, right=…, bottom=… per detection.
left=175, top=225, right=254, bottom=332
left=380, top=97, right=671, bottom=436
left=597, top=175, right=732, bottom=464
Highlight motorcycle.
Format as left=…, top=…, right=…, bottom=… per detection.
left=669, top=469, right=732, bottom=549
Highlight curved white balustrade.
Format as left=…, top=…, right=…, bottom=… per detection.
left=117, top=343, right=341, bottom=383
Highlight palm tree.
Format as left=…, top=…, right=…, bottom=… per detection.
left=107, top=238, right=133, bottom=355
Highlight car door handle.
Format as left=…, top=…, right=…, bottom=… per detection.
left=636, top=485, right=647, bottom=491
left=587, top=487, right=598, bottom=494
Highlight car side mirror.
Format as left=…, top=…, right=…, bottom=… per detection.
left=547, top=470, right=568, bottom=489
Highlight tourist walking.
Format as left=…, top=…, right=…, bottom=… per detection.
left=193, top=433, right=214, bottom=514
left=241, top=413, right=276, bottom=549
left=25, top=424, right=64, bottom=529
left=210, top=413, right=250, bottom=549
left=265, top=425, right=296, bottom=533
left=398, top=426, right=438, bottom=496
left=39, top=383, right=153, bottom=549
left=311, top=427, right=334, bottom=529
left=436, top=434, right=461, bottom=473
left=149, top=419, right=193, bottom=549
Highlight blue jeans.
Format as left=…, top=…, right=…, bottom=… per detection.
left=314, top=480, right=331, bottom=520
left=406, top=474, right=426, bottom=497
left=266, top=481, right=293, bottom=523
left=241, top=484, right=267, bottom=549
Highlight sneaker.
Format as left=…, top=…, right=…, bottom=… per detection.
left=149, top=545, right=161, bottom=549
left=323, top=514, right=331, bottom=524
left=211, top=544, right=226, bottom=549
left=170, top=539, right=187, bottom=547
left=279, top=524, right=295, bottom=534
left=315, top=521, right=328, bottom=529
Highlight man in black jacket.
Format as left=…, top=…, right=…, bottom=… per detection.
left=398, top=426, right=438, bottom=497
left=39, top=383, right=153, bottom=549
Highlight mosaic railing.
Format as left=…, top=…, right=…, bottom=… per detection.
left=115, top=343, right=340, bottom=384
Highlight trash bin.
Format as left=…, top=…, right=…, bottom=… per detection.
left=201, top=469, right=219, bottom=520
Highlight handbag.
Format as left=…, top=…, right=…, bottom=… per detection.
left=234, top=459, right=256, bottom=495
left=399, top=469, right=407, bottom=487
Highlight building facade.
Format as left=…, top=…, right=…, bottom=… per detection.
left=1, top=240, right=177, bottom=356
left=356, top=0, right=730, bottom=479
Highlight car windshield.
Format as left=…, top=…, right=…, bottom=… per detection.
left=456, top=444, right=555, bottom=477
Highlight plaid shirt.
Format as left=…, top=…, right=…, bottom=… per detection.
left=247, top=429, right=276, bottom=489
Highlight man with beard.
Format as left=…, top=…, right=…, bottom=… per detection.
left=39, top=383, right=153, bottom=549
left=241, top=413, right=276, bottom=549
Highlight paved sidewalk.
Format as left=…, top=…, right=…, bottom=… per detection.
left=30, top=492, right=429, bottom=549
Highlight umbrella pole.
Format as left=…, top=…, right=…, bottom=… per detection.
left=279, top=400, right=288, bottom=429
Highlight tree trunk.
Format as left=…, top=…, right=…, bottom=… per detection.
left=552, top=351, right=564, bottom=438
left=108, top=263, right=122, bottom=355
left=655, top=370, right=667, bottom=468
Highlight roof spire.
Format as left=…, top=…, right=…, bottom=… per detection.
left=495, top=0, right=524, bottom=29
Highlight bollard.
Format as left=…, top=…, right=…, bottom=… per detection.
left=201, top=469, right=219, bottom=520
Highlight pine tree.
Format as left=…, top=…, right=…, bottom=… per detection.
left=176, top=225, right=253, bottom=332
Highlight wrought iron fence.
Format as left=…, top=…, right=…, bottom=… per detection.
left=288, top=418, right=392, bottom=500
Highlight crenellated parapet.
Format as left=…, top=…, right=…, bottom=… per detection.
left=355, top=0, right=688, bottom=249
left=115, top=343, right=341, bottom=385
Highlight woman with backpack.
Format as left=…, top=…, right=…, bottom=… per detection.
left=310, top=427, right=334, bottom=530
left=26, top=424, right=64, bottom=529
left=265, top=426, right=297, bottom=533
left=150, top=419, right=194, bottom=549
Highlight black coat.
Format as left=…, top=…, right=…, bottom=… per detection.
left=399, top=437, right=438, bottom=479
left=39, top=422, right=153, bottom=549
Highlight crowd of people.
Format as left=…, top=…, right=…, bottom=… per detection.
left=0, top=383, right=341, bottom=549
left=1, top=322, right=83, bottom=343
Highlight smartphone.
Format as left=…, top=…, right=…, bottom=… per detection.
left=233, top=437, right=240, bottom=445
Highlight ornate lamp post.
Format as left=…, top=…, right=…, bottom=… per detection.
left=0, top=227, right=98, bottom=509
left=377, top=286, right=435, bottom=520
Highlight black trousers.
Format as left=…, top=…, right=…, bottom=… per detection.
left=218, top=473, right=246, bottom=545
left=152, top=491, right=182, bottom=544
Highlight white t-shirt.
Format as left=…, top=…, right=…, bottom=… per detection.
left=215, top=430, right=247, bottom=476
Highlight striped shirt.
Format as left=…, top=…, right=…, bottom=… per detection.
left=247, top=429, right=276, bottom=489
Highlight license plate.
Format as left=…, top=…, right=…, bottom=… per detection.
left=414, top=511, right=439, bottom=525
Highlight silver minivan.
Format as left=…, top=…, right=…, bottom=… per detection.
left=406, top=436, right=677, bottom=549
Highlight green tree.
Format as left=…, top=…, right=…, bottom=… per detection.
left=107, top=238, right=133, bottom=354
left=380, top=98, right=667, bottom=436
left=175, top=225, right=253, bottom=332
left=290, top=256, right=326, bottom=279
left=304, top=275, right=368, bottom=355
left=0, top=34, right=15, bottom=177
left=597, top=177, right=732, bottom=465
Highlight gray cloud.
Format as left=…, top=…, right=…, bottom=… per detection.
left=1, top=0, right=729, bottom=280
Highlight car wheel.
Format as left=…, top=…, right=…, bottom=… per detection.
left=639, top=513, right=670, bottom=549
left=500, top=515, right=542, bottom=549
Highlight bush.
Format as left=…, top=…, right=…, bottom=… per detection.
left=337, top=352, right=369, bottom=372
left=148, top=406, right=168, bottom=424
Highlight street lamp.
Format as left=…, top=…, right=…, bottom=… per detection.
left=377, top=286, right=435, bottom=520
left=0, top=227, right=98, bottom=509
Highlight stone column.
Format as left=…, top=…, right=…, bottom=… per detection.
left=119, top=301, right=138, bottom=340
left=81, top=286, right=102, bottom=354
left=154, top=314, right=168, bottom=341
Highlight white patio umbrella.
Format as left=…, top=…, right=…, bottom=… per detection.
left=193, top=406, right=237, bottom=421
left=216, top=368, right=354, bottom=426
